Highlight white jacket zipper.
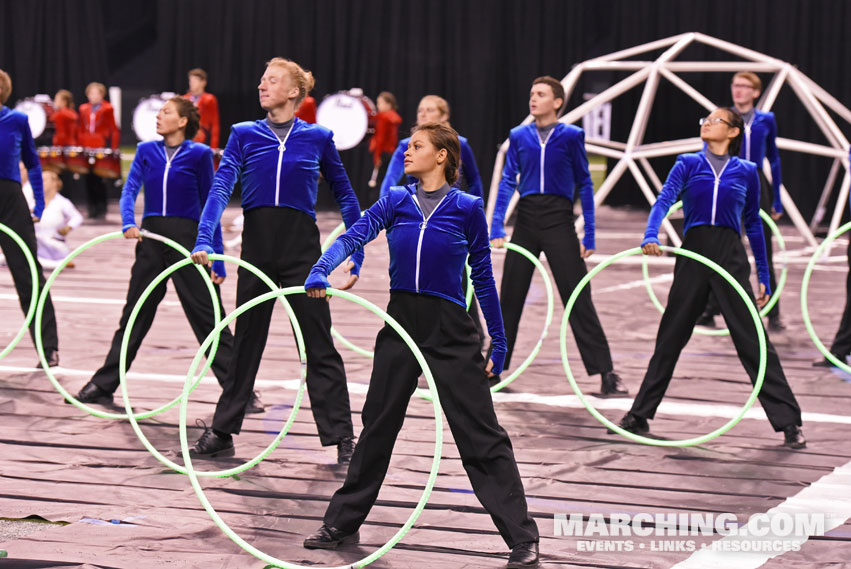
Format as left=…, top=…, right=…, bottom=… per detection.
left=410, top=193, right=448, bottom=293
left=702, top=154, right=730, bottom=226
left=161, top=145, right=183, bottom=216
left=538, top=126, right=555, bottom=193
left=265, top=122, right=295, bottom=206
left=744, top=115, right=754, bottom=161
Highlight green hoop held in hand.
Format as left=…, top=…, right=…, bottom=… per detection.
left=0, top=222, right=38, bottom=361
left=35, top=230, right=223, bottom=420
left=119, top=253, right=305, bottom=477
left=565, top=246, right=766, bottom=447
left=415, top=241, right=554, bottom=401
left=322, top=218, right=474, bottom=359
left=642, top=201, right=787, bottom=337
left=801, top=221, right=851, bottom=374
left=179, top=286, right=444, bottom=569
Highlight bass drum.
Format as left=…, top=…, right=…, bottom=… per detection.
left=132, top=93, right=174, bottom=142
left=15, top=96, right=53, bottom=140
left=316, top=92, right=376, bottom=151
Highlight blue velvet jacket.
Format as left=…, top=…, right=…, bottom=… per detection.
left=306, top=184, right=507, bottom=373
left=0, top=106, right=45, bottom=218
left=194, top=117, right=364, bottom=272
left=740, top=109, right=782, bottom=213
left=490, top=122, right=596, bottom=249
left=642, top=152, right=771, bottom=292
left=120, top=140, right=226, bottom=276
left=379, top=135, right=483, bottom=199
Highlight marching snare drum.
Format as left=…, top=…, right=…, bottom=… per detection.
left=90, top=148, right=121, bottom=179
left=63, top=146, right=90, bottom=174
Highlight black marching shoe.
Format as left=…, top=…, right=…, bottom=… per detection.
left=189, top=420, right=235, bottom=459
left=70, top=381, right=113, bottom=405
left=600, top=371, right=628, bottom=396
left=245, top=391, right=265, bottom=414
left=783, top=425, right=806, bottom=449
left=768, top=314, right=787, bottom=332
left=695, top=311, right=716, bottom=328
left=813, top=354, right=844, bottom=368
left=303, top=524, right=360, bottom=549
left=36, top=350, right=60, bottom=368
left=507, top=541, right=539, bottom=568
left=337, top=436, right=355, bottom=465
left=609, top=412, right=649, bottom=435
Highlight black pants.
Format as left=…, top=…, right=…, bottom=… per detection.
left=706, top=171, right=779, bottom=319
left=0, top=179, right=59, bottom=354
left=323, top=292, right=539, bottom=548
left=499, top=194, right=612, bottom=374
left=212, top=207, right=353, bottom=444
left=84, top=172, right=108, bottom=218
left=630, top=226, right=801, bottom=431
left=91, top=216, right=234, bottom=393
left=828, top=238, right=851, bottom=359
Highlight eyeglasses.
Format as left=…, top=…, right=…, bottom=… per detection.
left=731, top=83, right=755, bottom=90
left=699, top=116, right=733, bottom=127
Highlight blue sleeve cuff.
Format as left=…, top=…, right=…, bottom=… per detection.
left=490, top=349, right=506, bottom=376
left=641, top=236, right=660, bottom=247
left=122, top=223, right=137, bottom=232
left=349, top=248, right=364, bottom=276
left=211, top=260, right=226, bottom=278
left=304, top=270, right=331, bottom=291
left=192, top=244, right=214, bottom=255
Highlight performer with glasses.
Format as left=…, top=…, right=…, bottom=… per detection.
left=617, top=107, right=805, bottom=449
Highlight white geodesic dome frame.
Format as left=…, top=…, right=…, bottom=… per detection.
left=486, top=32, right=851, bottom=249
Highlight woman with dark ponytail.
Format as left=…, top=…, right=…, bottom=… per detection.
left=72, top=96, right=241, bottom=411
left=303, top=121, right=540, bottom=568
left=616, top=107, right=806, bottom=449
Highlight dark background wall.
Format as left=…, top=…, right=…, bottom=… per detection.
left=2, top=0, right=849, bottom=221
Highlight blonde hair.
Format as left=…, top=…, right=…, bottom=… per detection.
left=419, top=95, right=450, bottom=121
left=266, top=58, right=315, bottom=105
left=86, top=82, right=107, bottom=97
left=732, top=72, right=762, bottom=92
left=0, top=69, right=11, bottom=105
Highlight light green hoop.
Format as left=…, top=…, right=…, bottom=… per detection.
left=119, top=253, right=306, bottom=477
left=322, top=220, right=474, bottom=359
left=564, top=246, right=766, bottom=446
left=801, top=221, right=851, bottom=373
left=0, top=222, right=38, bottom=360
left=179, top=286, right=444, bottom=568
left=415, top=241, right=554, bottom=400
left=642, top=201, right=787, bottom=336
left=34, top=230, right=223, bottom=420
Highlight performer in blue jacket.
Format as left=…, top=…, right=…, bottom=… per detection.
left=0, top=68, right=60, bottom=367
left=698, top=72, right=786, bottom=331
left=491, top=76, right=626, bottom=396
left=190, top=58, right=363, bottom=463
left=618, top=107, right=805, bottom=449
left=378, top=94, right=482, bottom=199
left=72, top=97, right=240, bottom=407
left=302, top=122, right=540, bottom=569
left=379, top=94, right=487, bottom=348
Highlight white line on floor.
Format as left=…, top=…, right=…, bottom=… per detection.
left=670, top=460, right=851, bottom=568
left=4, top=364, right=849, bottom=425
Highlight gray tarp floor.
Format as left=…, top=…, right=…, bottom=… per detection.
left=1, top=204, right=849, bottom=569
